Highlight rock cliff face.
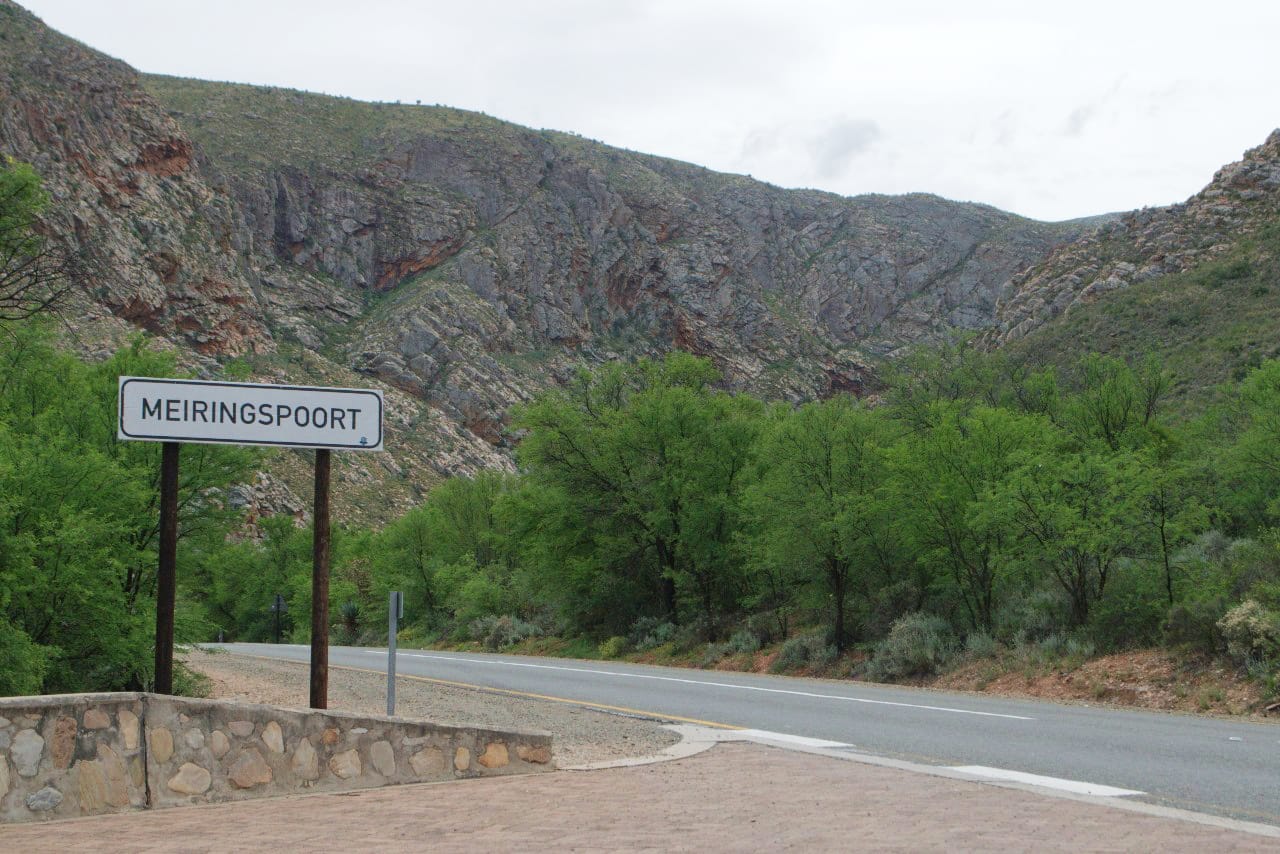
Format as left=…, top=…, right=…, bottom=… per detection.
left=0, top=1, right=269, bottom=357
left=986, top=130, right=1280, bottom=346
left=0, top=0, right=1096, bottom=516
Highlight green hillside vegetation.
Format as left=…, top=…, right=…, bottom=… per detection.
left=3, top=155, right=1279, bottom=705
left=184, top=345, right=1280, bottom=705
left=1010, top=223, right=1280, bottom=410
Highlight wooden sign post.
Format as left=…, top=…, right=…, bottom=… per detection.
left=118, top=377, right=384, bottom=705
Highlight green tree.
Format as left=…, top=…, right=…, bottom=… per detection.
left=515, top=353, right=760, bottom=638
left=893, top=404, right=1050, bottom=632
left=0, top=157, right=81, bottom=323
left=987, top=448, right=1138, bottom=627
left=747, top=397, right=900, bottom=650
left=0, top=324, right=254, bottom=691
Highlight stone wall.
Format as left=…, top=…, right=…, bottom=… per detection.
left=0, top=693, right=552, bottom=823
left=0, top=693, right=149, bottom=822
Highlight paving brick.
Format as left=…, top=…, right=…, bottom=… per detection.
left=2, top=743, right=1272, bottom=852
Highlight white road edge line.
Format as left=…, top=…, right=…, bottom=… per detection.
left=949, top=765, right=1144, bottom=797
left=734, top=729, right=851, bottom=749
left=367, top=651, right=1034, bottom=720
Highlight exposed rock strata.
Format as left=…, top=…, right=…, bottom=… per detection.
left=1, top=0, right=1103, bottom=513
left=987, top=131, right=1280, bottom=346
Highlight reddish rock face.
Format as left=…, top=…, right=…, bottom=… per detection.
left=2, top=0, right=1112, bottom=500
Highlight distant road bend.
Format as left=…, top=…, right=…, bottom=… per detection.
left=213, top=643, right=1280, bottom=825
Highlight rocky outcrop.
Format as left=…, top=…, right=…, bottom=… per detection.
left=986, top=130, right=1280, bottom=346
left=145, top=75, right=1091, bottom=437
left=0, top=0, right=270, bottom=358
left=0, top=0, right=1095, bottom=509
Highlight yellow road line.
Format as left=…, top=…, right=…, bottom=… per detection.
left=214, top=651, right=741, bottom=730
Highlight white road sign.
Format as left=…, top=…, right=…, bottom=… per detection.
left=118, top=377, right=384, bottom=450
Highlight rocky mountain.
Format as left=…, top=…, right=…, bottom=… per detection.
left=0, top=0, right=1099, bottom=520
left=986, top=131, right=1280, bottom=347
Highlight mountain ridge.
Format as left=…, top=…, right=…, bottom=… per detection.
left=8, top=0, right=1277, bottom=521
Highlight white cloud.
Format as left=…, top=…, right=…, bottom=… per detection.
left=809, top=119, right=883, bottom=179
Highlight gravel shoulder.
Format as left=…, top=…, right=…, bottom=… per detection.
left=183, top=648, right=680, bottom=768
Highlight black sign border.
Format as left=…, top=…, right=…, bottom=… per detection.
left=118, top=377, right=384, bottom=451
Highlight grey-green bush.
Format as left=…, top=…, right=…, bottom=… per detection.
left=628, top=616, right=677, bottom=651
left=701, top=642, right=732, bottom=667
left=728, top=629, right=761, bottom=654
left=865, top=612, right=957, bottom=681
left=470, top=614, right=542, bottom=651
left=770, top=633, right=836, bottom=673
left=1217, top=600, right=1280, bottom=667
left=964, top=631, right=998, bottom=659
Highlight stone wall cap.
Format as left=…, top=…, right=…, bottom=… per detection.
left=0, top=692, right=145, bottom=710
left=1, top=693, right=553, bottom=741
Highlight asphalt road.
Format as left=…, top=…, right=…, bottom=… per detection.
left=212, top=642, right=1280, bottom=825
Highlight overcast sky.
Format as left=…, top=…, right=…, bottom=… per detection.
left=21, top=0, right=1280, bottom=221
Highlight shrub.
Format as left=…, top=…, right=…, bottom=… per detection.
left=1163, top=598, right=1227, bottom=655
left=728, top=629, right=761, bottom=654
left=1217, top=600, right=1280, bottom=668
left=963, top=631, right=998, bottom=660
left=864, top=580, right=921, bottom=640
left=0, top=620, right=47, bottom=695
left=337, top=601, right=361, bottom=645
left=865, top=612, right=957, bottom=682
left=671, top=617, right=712, bottom=654
left=598, top=635, right=629, bottom=659
left=1086, top=563, right=1164, bottom=651
left=995, top=588, right=1069, bottom=646
left=628, top=616, right=677, bottom=651
left=745, top=612, right=782, bottom=646
left=770, top=633, right=836, bottom=673
left=701, top=642, right=732, bottom=667
left=470, top=615, right=542, bottom=651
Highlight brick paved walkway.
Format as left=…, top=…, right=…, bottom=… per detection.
left=2, top=743, right=1273, bottom=852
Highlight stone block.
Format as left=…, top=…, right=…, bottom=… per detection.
left=0, top=754, right=9, bottom=800
left=149, top=727, right=174, bottom=764
left=369, top=740, right=395, bottom=777
left=454, top=747, right=470, bottom=772
left=321, top=727, right=340, bottom=746
left=77, top=760, right=108, bottom=812
left=26, top=786, right=62, bottom=812
left=12, top=728, right=44, bottom=777
left=118, top=709, right=139, bottom=750
left=517, top=744, right=552, bottom=764
left=228, top=720, right=255, bottom=738
left=410, top=747, right=445, bottom=777
left=98, top=744, right=129, bottom=807
left=477, top=742, right=509, bottom=769
left=50, top=715, right=78, bottom=769
left=210, top=729, right=230, bottom=758
left=328, top=749, right=361, bottom=780
left=291, top=737, right=319, bottom=781
left=184, top=729, right=205, bottom=750
left=167, top=763, right=212, bottom=795
left=82, top=709, right=111, bottom=730
left=229, top=748, right=272, bottom=789
left=261, top=721, right=284, bottom=754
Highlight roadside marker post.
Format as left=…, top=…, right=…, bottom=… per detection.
left=269, top=593, right=287, bottom=644
left=118, top=376, right=384, bottom=703
left=387, top=591, right=404, bottom=716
